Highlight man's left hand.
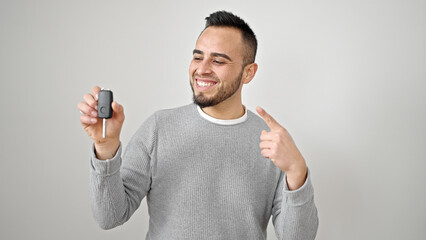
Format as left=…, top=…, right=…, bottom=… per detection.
left=256, top=106, right=308, bottom=190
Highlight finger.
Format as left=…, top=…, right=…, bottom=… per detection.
left=91, top=86, right=101, bottom=101
left=83, top=93, right=97, bottom=109
left=256, top=106, right=282, bottom=131
left=260, top=130, right=276, bottom=141
left=80, top=114, right=98, bottom=125
left=261, top=149, right=272, bottom=158
left=111, top=101, right=125, bottom=123
left=259, top=141, right=274, bottom=150
left=77, top=102, right=97, bottom=117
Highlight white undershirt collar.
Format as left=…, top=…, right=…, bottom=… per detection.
left=196, top=105, right=248, bottom=125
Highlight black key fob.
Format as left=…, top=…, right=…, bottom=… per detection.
left=98, top=89, right=113, bottom=119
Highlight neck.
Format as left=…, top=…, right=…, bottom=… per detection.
left=201, top=94, right=245, bottom=120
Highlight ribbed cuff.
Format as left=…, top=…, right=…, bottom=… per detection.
left=283, top=168, right=314, bottom=206
left=90, top=143, right=122, bottom=176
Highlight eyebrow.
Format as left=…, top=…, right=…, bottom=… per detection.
left=193, top=49, right=232, bottom=61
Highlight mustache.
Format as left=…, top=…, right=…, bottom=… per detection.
left=193, top=73, right=220, bottom=82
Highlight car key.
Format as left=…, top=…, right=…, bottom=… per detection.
left=97, top=89, right=113, bottom=138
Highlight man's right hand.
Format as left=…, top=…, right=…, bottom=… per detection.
left=78, top=86, right=125, bottom=160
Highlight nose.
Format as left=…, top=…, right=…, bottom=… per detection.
left=196, top=59, right=212, bottom=75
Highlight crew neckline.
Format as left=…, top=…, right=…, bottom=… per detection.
left=196, top=105, right=248, bottom=125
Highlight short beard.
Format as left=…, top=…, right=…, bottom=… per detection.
left=191, top=70, right=243, bottom=108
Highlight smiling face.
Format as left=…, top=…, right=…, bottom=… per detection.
left=189, top=26, right=247, bottom=108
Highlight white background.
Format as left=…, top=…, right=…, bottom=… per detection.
left=1, top=0, right=425, bottom=239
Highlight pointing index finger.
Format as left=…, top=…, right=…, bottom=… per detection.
left=256, top=106, right=282, bottom=131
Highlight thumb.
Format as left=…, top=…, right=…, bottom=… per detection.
left=111, top=101, right=125, bottom=123
left=256, top=106, right=281, bottom=130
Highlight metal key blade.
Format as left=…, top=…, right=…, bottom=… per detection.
left=103, top=118, right=107, bottom=138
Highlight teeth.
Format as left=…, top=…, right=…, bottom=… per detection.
left=197, top=80, right=215, bottom=87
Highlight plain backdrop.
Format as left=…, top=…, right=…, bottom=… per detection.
left=1, top=0, right=425, bottom=239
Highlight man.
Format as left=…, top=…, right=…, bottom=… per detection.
left=78, top=11, right=318, bottom=240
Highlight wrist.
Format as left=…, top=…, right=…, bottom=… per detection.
left=94, top=139, right=120, bottom=160
left=285, top=164, right=308, bottom=190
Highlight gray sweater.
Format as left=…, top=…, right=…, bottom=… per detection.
left=90, top=104, right=318, bottom=239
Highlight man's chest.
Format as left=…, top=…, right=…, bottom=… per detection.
left=148, top=130, right=281, bottom=205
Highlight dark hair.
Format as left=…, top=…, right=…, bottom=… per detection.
left=203, top=11, right=257, bottom=66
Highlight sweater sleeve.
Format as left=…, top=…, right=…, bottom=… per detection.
left=271, top=168, right=319, bottom=240
left=90, top=114, right=157, bottom=229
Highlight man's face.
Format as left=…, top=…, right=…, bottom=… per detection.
left=189, top=26, right=246, bottom=108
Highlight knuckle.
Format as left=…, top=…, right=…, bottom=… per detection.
left=80, top=115, right=87, bottom=123
left=93, top=86, right=100, bottom=92
left=274, top=133, right=281, bottom=140
left=78, top=101, right=87, bottom=110
left=83, top=93, right=91, bottom=100
left=83, top=94, right=97, bottom=106
left=119, top=117, right=125, bottom=124
left=272, top=142, right=279, bottom=149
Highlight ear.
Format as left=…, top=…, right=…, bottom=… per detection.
left=242, top=63, right=258, bottom=84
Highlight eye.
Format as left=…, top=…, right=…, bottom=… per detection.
left=193, top=55, right=202, bottom=61
left=213, top=59, right=225, bottom=65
